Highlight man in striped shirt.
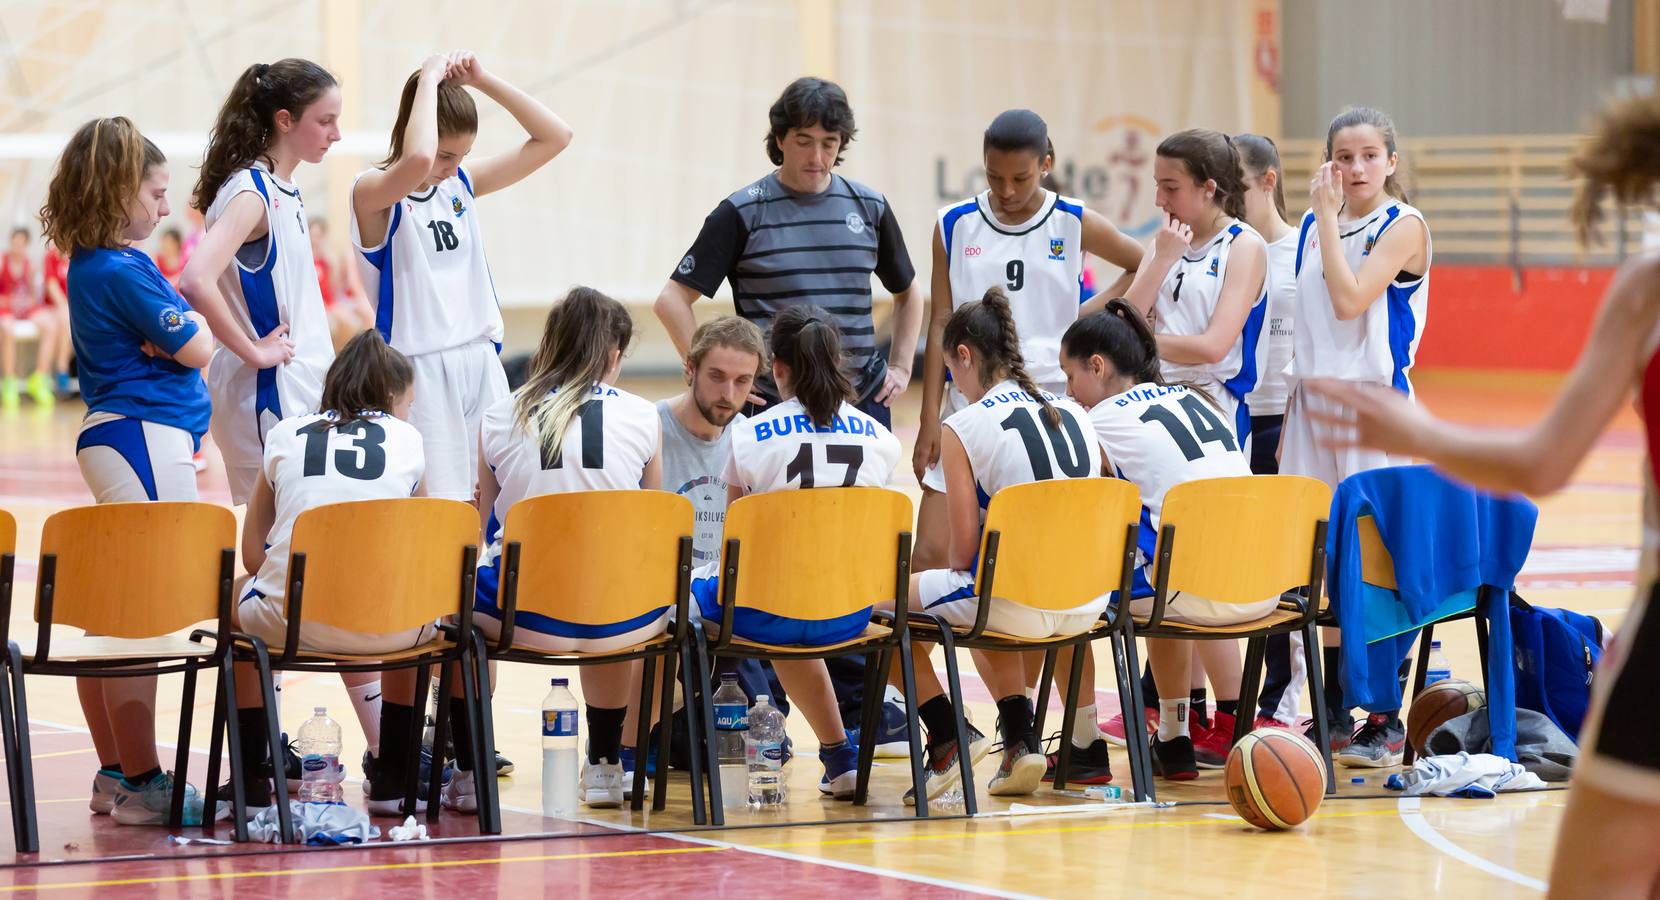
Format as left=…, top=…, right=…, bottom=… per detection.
left=654, top=76, right=922, bottom=429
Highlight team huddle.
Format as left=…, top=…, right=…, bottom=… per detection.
left=36, top=51, right=1433, bottom=823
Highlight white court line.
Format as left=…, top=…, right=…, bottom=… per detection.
left=1395, top=796, right=1547, bottom=893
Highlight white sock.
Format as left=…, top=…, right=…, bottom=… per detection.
left=1157, top=699, right=1189, bottom=742
left=1071, top=704, right=1098, bottom=749
left=347, top=679, right=384, bottom=756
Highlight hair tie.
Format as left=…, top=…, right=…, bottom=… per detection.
left=253, top=62, right=271, bottom=84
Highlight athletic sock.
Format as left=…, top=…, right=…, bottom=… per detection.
left=1216, top=700, right=1239, bottom=718
left=1071, top=704, right=1099, bottom=749
left=1140, top=663, right=1160, bottom=707
left=919, top=696, right=957, bottom=747
left=447, top=697, right=477, bottom=772
left=347, top=679, right=384, bottom=756
left=1157, top=698, right=1189, bottom=742
left=374, top=702, right=415, bottom=788
left=586, top=705, right=627, bottom=763
left=995, top=695, right=1034, bottom=750
left=1322, top=646, right=1346, bottom=722
left=122, top=767, right=162, bottom=789
left=236, top=706, right=271, bottom=783
left=98, top=762, right=122, bottom=776
left=1189, top=689, right=1209, bottom=729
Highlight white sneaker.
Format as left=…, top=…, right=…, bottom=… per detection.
left=90, top=769, right=121, bottom=815
left=582, top=760, right=625, bottom=809
left=441, top=769, right=478, bottom=813
left=987, top=740, right=1046, bottom=797
left=112, top=772, right=216, bottom=826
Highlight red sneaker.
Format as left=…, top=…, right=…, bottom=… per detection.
left=1100, top=709, right=1158, bottom=747
left=1252, top=714, right=1296, bottom=732
left=1192, top=710, right=1235, bottom=769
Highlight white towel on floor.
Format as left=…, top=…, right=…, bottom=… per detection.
left=1385, top=752, right=1547, bottom=798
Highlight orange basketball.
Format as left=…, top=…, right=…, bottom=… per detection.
left=1407, top=679, right=1486, bottom=755
left=1225, top=729, right=1327, bottom=831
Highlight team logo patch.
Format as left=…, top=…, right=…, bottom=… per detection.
left=1363, top=233, right=1377, bottom=256
left=1207, top=256, right=1220, bottom=276
left=1048, top=238, right=1066, bottom=260
left=159, top=309, right=186, bottom=333
left=452, top=196, right=467, bottom=217
left=845, top=213, right=865, bottom=234
left=748, top=186, right=764, bottom=197
left=678, top=255, right=696, bottom=275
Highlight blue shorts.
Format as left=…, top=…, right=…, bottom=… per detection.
left=471, top=559, right=670, bottom=653
left=691, top=575, right=871, bottom=647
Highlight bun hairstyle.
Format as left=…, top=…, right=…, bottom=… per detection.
left=1325, top=106, right=1410, bottom=203
left=1062, top=299, right=1218, bottom=407
left=769, top=305, right=853, bottom=428
left=1570, top=93, right=1660, bottom=246
left=192, top=58, right=337, bottom=213
left=1156, top=129, right=1249, bottom=220
left=942, top=286, right=1058, bottom=427
left=513, top=286, right=634, bottom=460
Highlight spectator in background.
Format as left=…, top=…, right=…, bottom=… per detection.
left=41, top=238, right=74, bottom=395
left=0, top=226, right=58, bottom=409
left=154, top=226, right=186, bottom=287
left=310, top=216, right=373, bottom=351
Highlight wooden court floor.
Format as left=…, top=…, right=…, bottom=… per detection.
left=0, top=369, right=1635, bottom=897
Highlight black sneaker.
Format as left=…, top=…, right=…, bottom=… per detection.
left=1335, top=713, right=1406, bottom=768
left=1041, top=737, right=1114, bottom=785
left=495, top=751, right=515, bottom=777
left=1149, top=735, right=1199, bottom=781
left=282, top=735, right=302, bottom=791
left=362, top=747, right=451, bottom=798
left=902, top=723, right=991, bottom=806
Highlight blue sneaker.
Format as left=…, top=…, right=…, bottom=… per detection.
left=847, top=699, right=911, bottom=759
left=818, top=740, right=861, bottom=800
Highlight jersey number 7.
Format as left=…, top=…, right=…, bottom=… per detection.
left=785, top=444, right=864, bottom=488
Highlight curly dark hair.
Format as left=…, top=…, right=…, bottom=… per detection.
left=765, top=77, right=857, bottom=167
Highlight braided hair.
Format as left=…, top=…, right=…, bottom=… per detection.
left=942, top=286, right=1058, bottom=427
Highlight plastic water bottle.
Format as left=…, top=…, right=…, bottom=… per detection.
left=745, top=695, right=786, bottom=807
left=295, top=707, right=344, bottom=804
left=712, top=674, right=750, bottom=810
left=1425, top=641, right=1453, bottom=686
left=542, top=678, right=579, bottom=817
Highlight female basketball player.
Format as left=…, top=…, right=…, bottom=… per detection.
left=1121, top=129, right=1268, bottom=447
left=179, top=58, right=340, bottom=507
left=474, top=287, right=662, bottom=810
left=310, top=217, right=372, bottom=350
left=1288, top=107, right=1432, bottom=767
left=1306, top=93, right=1655, bottom=900
left=39, top=116, right=216, bottom=824
left=886, top=287, right=1106, bottom=801
left=351, top=50, right=571, bottom=502
left=1061, top=302, right=1276, bottom=780
left=914, top=109, right=1143, bottom=571
left=691, top=304, right=902, bottom=800
left=0, top=226, right=59, bottom=408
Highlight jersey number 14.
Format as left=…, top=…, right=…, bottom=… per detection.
left=1139, top=394, right=1237, bottom=461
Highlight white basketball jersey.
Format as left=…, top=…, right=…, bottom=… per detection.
left=1154, top=220, right=1268, bottom=408
left=941, top=381, right=1100, bottom=516
left=205, top=165, right=335, bottom=432
left=1291, top=201, right=1431, bottom=394
left=1244, top=230, right=1297, bottom=416
left=1086, top=383, right=1251, bottom=570
left=724, top=398, right=901, bottom=494
left=480, top=382, right=660, bottom=564
left=248, top=411, right=426, bottom=602
left=940, top=191, right=1086, bottom=386
left=351, top=167, right=504, bottom=357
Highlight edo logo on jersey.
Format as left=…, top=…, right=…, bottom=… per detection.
left=1048, top=238, right=1066, bottom=261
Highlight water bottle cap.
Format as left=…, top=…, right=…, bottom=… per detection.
left=314, top=706, right=326, bottom=715
left=552, top=678, right=568, bottom=687
left=755, top=695, right=768, bottom=704
left=720, top=673, right=738, bottom=683
left=1430, top=641, right=1442, bottom=649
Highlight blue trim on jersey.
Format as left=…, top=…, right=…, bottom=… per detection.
left=483, top=509, right=502, bottom=549
left=1053, top=197, right=1084, bottom=222
left=926, top=582, right=979, bottom=610
left=1386, top=281, right=1418, bottom=394
left=691, top=576, right=871, bottom=646
left=1109, top=467, right=1158, bottom=601
left=239, top=170, right=286, bottom=436
left=940, top=199, right=978, bottom=254
left=76, top=418, right=157, bottom=501
left=369, top=202, right=402, bottom=342
left=1220, top=290, right=1268, bottom=429
left=1293, top=211, right=1316, bottom=277
left=456, top=167, right=474, bottom=197
left=975, top=481, right=992, bottom=511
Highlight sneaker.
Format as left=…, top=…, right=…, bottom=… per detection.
left=1100, top=708, right=1158, bottom=747
left=1335, top=713, right=1406, bottom=768
left=1149, top=735, right=1199, bottom=781
left=903, top=723, right=992, bottom=806
left=1306, top=714, right=1355, bottom=754
left=619, top=746, right=651, bottom=801
left=1192, top=710, right=1236, bottom=769
left=283, top=736, right=302, bottom=791
left=582, top=759, right=625, bottom=808
left=818, top=741, right=861, bottom=800
left=1253, top=714, right=1297, bottom=732
left=113, top=772, right=222, bottom=826
left=90, top=769, right=122, bottom=815
left=362, top=747, right=451, bottom=798
left=364, top=776, right=426, bottom=817
left=1, top=378, right=17, bottom=411
left=24, top=372, right=52, bottom=407
left=54, top=371, right=69, bottom=395
left=988, top=737, right=1047, bottom=796
left=441, top=769, right=478, bottom=813
left=1041, top=738, right=1114, bottom=785
left=846, top=700, right=911, bottom=759
left=495, top=752, right=515, bottom=777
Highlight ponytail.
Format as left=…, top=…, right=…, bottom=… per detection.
left=1234, top=133, right=1287, bottom=222
left=770, top=305, right=853, bottom=428
left=1570, top=93, right=1660, bottom=246
left=193, top=58, right=337, bottom=213
left=513, top=287, right=634, bottom=460
left=1157, top=129, right=1249, bottom=221
left=942, top=286, right=1059, bottom=428
left=319, top=330, right=414, bottom=428
left=1061, top=299, right=1219, bottom=408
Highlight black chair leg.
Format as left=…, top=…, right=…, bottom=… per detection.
left=1404, top=625, right=1434, bottom=766
left=653, top=648, right=676, bottom=815
left=1237, top=637, right=1267, bottom=746
left=852, top=649, right=884, bottom=807
left=1474, top=612, right=1492, bottom=686
left=428, top=662, right=453, bottom=825
left=203, top=658, right=228, bottom=838
left=686, top=626, right=719, bottom=825
left=220, top=655, right=251, bottom=843
left=1033, top=648, right=1058, bottom=741
left=465, top=632, right=502, bottom=834
left=247, top=646, right=292, bottom=843
left=0, top=647, right=30, bottom=852
left=631, top=655, right=656, bottom=814
left=169, top=664, right=200, bottom=829
left=895, top=638, right=928, bottom=818
left=1054, top=641, right=1087, bottom=792
left=934, top=628, right=976, bottom=816
left=404, top=664, right=432, bottom=817
left=1301, top=622, right=1338, bottom=796
left=1119, top=630, right=1155, bottom=802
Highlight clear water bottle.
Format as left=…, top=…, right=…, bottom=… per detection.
left=542, top=677, right=579, bottom=817
left=1425, top=641, right=1453, bottom=686
left=745, top=695, right=786, bottom=808
left=295, top=707, right=344, bottom=804
left=712, top=674, right=749, bottom=810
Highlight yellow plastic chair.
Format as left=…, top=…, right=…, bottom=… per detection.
left=484, top=491, right=701, bottom=821
left=227, top=497, right=489, bottom=841
left=0, top=502, right=238, bottom=851
left=696, top=487, right=916, bottom=823
left=1129, top=475, right=1337, bottom=794
left=906, top=478, right=1146, bottom=810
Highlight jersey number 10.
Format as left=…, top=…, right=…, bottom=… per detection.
left=1000, top=407, right=1092, bottom=479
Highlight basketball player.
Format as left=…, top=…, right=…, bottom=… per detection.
left=180, top=58, right=340, bottom=506
left=885, top=287, right=1106, bottom=801
left=0, top=226, right=57, bottom=408
left=1121, top=129, right=1268, bottom=447
left=474, top=287, right=662, bottom=810
left=39, top=117, right=216, bottom=824
left=1286, top=107, right=1432, bottom=767
left=690, top=305, right=903, bottom=800
left=310, top=217, right=372, bottom=350
left=351, top=49, right=571, bottom=502
left=1304, top=92, right=1654, bottom=900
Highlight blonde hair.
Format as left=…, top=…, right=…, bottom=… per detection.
left=513, top=287, right=634, bottom=460
left=1571, top=93, right=1660, bottom=246
left=39, top=117, right=165, bottom=253
left=688, top=316, right=765, bottom=372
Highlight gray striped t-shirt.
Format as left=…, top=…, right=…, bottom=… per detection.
left=670, top=171, right=915, bottom=401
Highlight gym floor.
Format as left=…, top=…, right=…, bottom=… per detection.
left=0, top=369, right=1628, bottom=896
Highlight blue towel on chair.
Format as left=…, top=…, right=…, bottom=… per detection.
left=1328, top=465, right=1537, bottom=760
